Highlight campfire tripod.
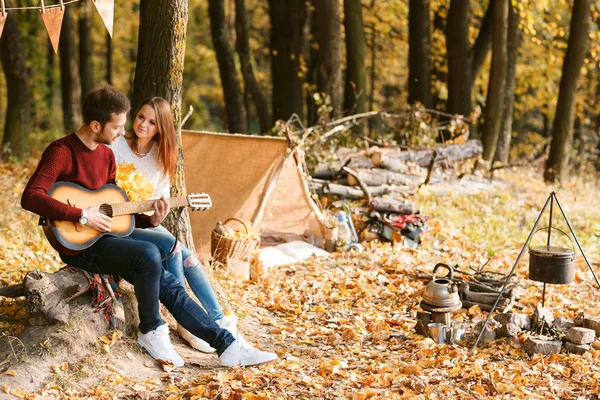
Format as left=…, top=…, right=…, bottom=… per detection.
left=472, top=192, right=600, bottom=349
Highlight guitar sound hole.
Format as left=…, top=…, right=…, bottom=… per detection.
left=100, top=204, right=113, bottom=217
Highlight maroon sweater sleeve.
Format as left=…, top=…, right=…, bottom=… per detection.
left=21, top=143, right=83, bottom=222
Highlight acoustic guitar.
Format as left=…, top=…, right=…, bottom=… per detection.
left=40, top=182, right=212, bottom=255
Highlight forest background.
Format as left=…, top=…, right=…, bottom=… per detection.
left=1, top=0, right=599, bottom=184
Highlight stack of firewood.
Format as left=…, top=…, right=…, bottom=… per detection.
left=308, top=139, right=483, bottom=200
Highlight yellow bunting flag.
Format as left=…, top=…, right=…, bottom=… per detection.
left=39, top=5, right=65, bottom=54
left=93, top=0, right=114, bottom=37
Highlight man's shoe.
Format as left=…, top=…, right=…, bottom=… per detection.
left=216, top=315, right=239, bottom=338
left=177, top=324, right=216, bottom=353
left=219, top=339, right=278, bottom=367
left=138, top=324, right=184, bottom=367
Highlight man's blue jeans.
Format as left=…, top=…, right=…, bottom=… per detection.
left=61, top=235, right=234, bottom=355
left=128, top=226, right=225, bottom=321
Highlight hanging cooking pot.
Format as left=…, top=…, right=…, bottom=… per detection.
left=529, top=227, right=575, bottom=285
left=422, top=263, right=462, bottom=308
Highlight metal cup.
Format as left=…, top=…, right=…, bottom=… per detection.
left=428, top=323, right=448, bottom=344
left=449, top=322, right=467, bottom=343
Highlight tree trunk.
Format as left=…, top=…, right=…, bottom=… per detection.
left=445, top=0, right=493, bottom=118
left=408, top=0, right=432, bottom=108
left=306, top=7, right=318, bottom=126
left=481, top=0, right=508, bottom=161
left=0, top=16, right=31, bottom=159
left=432, top=2, right=447, bottom=111
left=494, top=5, right=520, bottom=163
left=445, top=0, right=471, bottom=117
left=234, top=0, right=271, bottom=133
left=209, top=0, right=247, bottom=133
left=79, top=0, right=94, bottom=100
left=368, top=0, right=377, bottom=135
left=470, top=2, right=494, bottom=88
left=42, top=41, right=55, bottom=131
left=133, top=0, right=195, bottom=249
left=314, top=0, right=343, bottom=119
left=344, top=0, right=367, bottom=116
left=269, top=0, right=308, bottom=122
left=544, top=0, right=591, bottom=182
left=106, top=32, right=112, bottom=84
left=59, top=6, right=83, bottom=133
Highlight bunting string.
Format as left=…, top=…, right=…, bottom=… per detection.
left=4, top=0, right=80, bottom=11
left=0, top=0, right=114, bottom=53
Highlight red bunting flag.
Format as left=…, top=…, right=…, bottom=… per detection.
left=93, top=0, right=114, bottom=38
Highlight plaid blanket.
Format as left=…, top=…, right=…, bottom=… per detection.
left=62, top=266, right=122, bottom=329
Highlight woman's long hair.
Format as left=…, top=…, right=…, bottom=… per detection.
left=127, top=97, right=178, bottom=179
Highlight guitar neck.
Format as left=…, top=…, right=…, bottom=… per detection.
left=111, top=196, right=188, bottom=217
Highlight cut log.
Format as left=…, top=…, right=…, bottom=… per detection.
left=371, top=197, right=417, bottom=215
left=0, top=268, right=91, bottom=325
left=371, top=139, right=483, bottom=171
left=312, top=155, right=375, bottom=179
left=346, top=168, right=421, bottom=187
left=309, top=180, right=391, bottom=199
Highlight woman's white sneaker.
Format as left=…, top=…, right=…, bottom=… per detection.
left=138, top=323, right=184, bottom=367
left=219, top=339, right=278, bottom=367
left=177, top=324, right=216, bottom=353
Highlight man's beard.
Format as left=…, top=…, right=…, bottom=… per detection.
left=94, top=128, right=115, bottom=145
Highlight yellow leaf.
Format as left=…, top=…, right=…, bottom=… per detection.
left=473, top=384, right=487, bottom=396
left=99, top=336, right=112, bottom=345
left=187, top=385, right=205, bottom=396
left=5, top=371, right=16, bottom=376
left=10, top=388, right=27, bottom=398
left=1, top=385, right=9, bottom=394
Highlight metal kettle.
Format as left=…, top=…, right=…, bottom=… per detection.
left=422, top=263, right=461, bottom=308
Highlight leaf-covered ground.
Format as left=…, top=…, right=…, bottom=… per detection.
left=2, top=157, right=600, bottom=399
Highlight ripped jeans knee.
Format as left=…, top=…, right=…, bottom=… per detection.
left=183, top=254, right=199, bottom=268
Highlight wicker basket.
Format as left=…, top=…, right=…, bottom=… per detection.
left=211, top=218, right=259, bottom=265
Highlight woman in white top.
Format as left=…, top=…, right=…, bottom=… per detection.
left=109, top=97, right=237, bottom=353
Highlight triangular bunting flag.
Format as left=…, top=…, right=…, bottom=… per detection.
left=0, top=13, right=6, bottom=41
left=93, top=0, right=114, bottom=38
left=40, top=7, right=64, bottom=54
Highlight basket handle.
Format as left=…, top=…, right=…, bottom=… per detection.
left=530, top=226, right=575, bottom=253
left=223, top=217, right=249, bottom=234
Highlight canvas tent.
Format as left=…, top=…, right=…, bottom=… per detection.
left=182, top=130, right=327, bottom=258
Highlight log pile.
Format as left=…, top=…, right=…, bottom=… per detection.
left=309, top=139, right=483, bottom=200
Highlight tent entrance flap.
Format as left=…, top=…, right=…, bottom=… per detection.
left=182, top=130, right=325, bottom=257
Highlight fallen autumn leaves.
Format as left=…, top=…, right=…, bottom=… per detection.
left=2, top=158, right=600, bottom=398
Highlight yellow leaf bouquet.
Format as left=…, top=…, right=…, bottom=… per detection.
left=115, top=163, right=155, bottom=202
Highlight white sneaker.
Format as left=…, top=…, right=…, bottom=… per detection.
left=216, top=315, right=239, bottom=338
left=177, top=324, right=216, bottom=353
left=138, top=324, right=184, bottom=367
left=219, top=339, right=278, bottom=367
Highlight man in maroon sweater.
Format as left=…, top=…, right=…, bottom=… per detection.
left=21, top=86, right=277, bottom=368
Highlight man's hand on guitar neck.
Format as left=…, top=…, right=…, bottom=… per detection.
left=85, top=206, right=113, bottom=232
left=150, top=197, right=170, bottom=227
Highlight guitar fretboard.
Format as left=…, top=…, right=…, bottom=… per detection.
left=111, top=196, right=189, bottom=217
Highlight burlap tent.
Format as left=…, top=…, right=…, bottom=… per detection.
left=182, top=130, right=327, bottom=258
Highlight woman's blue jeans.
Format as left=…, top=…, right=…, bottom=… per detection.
left=61, top=235, right=234, bottom=355
left=128, top=226, right=225, bottom=320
